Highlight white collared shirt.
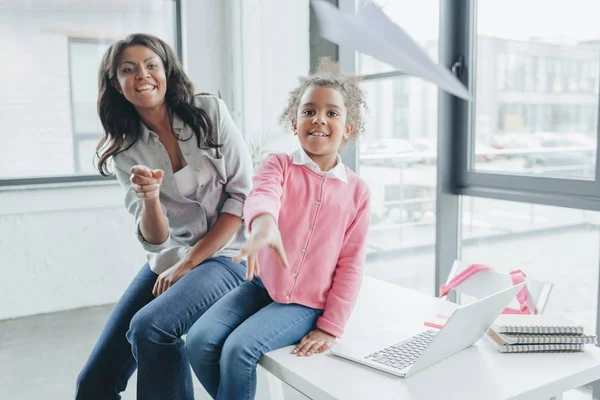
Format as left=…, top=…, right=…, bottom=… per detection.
left=112, top=95, right=253, bottom=274
left=292, top=147, right=347, bottom=183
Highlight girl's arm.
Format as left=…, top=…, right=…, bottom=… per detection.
left=232, top=154, right=287, bottom=281
left=316, top=188, right=371, bottom=338
left=243, top=154, right=286, bottom=230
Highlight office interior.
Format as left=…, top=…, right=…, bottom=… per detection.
left=1, top=0, right=600, bottom=399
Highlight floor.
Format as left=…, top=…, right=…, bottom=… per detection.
left=0, top=304, right=307, bottom=400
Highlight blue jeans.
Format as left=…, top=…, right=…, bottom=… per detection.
left=185, top=278, right=323, bottom=400
left=75, top=257, right=245, bottom=400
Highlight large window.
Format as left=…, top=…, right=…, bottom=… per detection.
left=454, top=4, right=600, bottom=396
left=345, top=0, right=600, bottom=299
left=356, top=0, right=440, bottom=295
left=336, top=0, right=600, bottom=396
left=0, top=0, right=179, bottom=184
left=455, top=0, right=600, bottom=319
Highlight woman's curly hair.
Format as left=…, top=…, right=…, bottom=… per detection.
left=280, top=57, right=367, bottom=138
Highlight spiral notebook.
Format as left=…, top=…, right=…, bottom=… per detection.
left=486, top=329, right=586, bottom=353
left=497, top=332, right=596, bottom=345
left=491, top=315, right=584, bottom=335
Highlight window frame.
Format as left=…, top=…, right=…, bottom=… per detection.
left=0, top=0, right=183, bottom=188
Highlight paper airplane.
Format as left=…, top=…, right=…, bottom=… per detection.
left=310, top=0, right=472, bottom=101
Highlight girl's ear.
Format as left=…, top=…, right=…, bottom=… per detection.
left=292, top=119, right=298, bottom=135
left=344, top=122, right=355, bottom=140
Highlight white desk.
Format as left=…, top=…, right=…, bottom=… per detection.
left=259, top=277, right=600, bottom=400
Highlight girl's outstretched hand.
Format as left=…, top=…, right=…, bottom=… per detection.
left=293, top=328, right=336, bottom=356
left=233, top=215, right=289, bottom=281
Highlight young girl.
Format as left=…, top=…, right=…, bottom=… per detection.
left=185, top=58, right=371, bottom=400
left=76, top=34, right=252, bottom=399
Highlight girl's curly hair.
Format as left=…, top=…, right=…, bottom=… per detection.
left=280, top=57, right=367, bottom=138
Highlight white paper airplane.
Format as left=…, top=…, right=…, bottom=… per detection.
left=311, top=0, right=472, bottom=101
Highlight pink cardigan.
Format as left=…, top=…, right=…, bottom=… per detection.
left=243, top=153, right=371, bottom=338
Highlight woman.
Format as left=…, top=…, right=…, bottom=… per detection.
left=75, top=33, right=253, bottom=400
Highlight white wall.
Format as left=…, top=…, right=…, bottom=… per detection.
left=182, top=0, right=230, bottom=103
left=239, top=0, right=310, bottom=154
left=0, top=185, right=145, bottom=320
left=1, top=0, right=310, bottom=320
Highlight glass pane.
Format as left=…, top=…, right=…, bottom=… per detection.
left=473, top=0, right=599, bottom=180
left=0, top=1, right=177, bottom=180
left=461, top=197, right=599, bottom=334
left=75, top=138, right=101, bottom=175
left=70, top=40, right=111, bottom=135
left=356, top=0, right=439, bottom=75
left=360, top=74, right=439, bottom=294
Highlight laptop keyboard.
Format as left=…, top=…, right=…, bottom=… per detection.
left=364, top=330, right=438, bottom=370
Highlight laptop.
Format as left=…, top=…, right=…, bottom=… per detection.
left=331, top=281, right=525, bottom=378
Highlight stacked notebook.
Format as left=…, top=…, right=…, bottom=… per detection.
left=485, top=315, right=596, bottom=353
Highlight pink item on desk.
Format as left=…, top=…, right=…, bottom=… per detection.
left=426, top=264, right=533, bottom=329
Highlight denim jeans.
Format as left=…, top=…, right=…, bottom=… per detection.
left=75, top=257, right=245, bottom=400
left=185, top=278, right=323, bottom=400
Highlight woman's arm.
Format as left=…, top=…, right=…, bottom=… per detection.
left=180, top=97, right=255, bottom=266
left=152, top=212, right=244, bottom=297
left=138, top=196, right=169, bottom=245
left=178, top=98, right=254, bottom=266
left=216, top=98, right=254, bottom=219
left=152, top=99, right=254, bottom=296
left=179, top=213, right=242, bottom=269
left=114, top=162, right=171, bottom=250
left=154, top=99, right=252, bottom=270
left=131, top=166, right=169, bottom=245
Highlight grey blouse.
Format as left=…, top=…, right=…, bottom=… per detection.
left=113, top=95, right=253, bottom=274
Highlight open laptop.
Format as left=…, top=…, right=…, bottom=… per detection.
left=331, top=281, right=525, bottom=378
